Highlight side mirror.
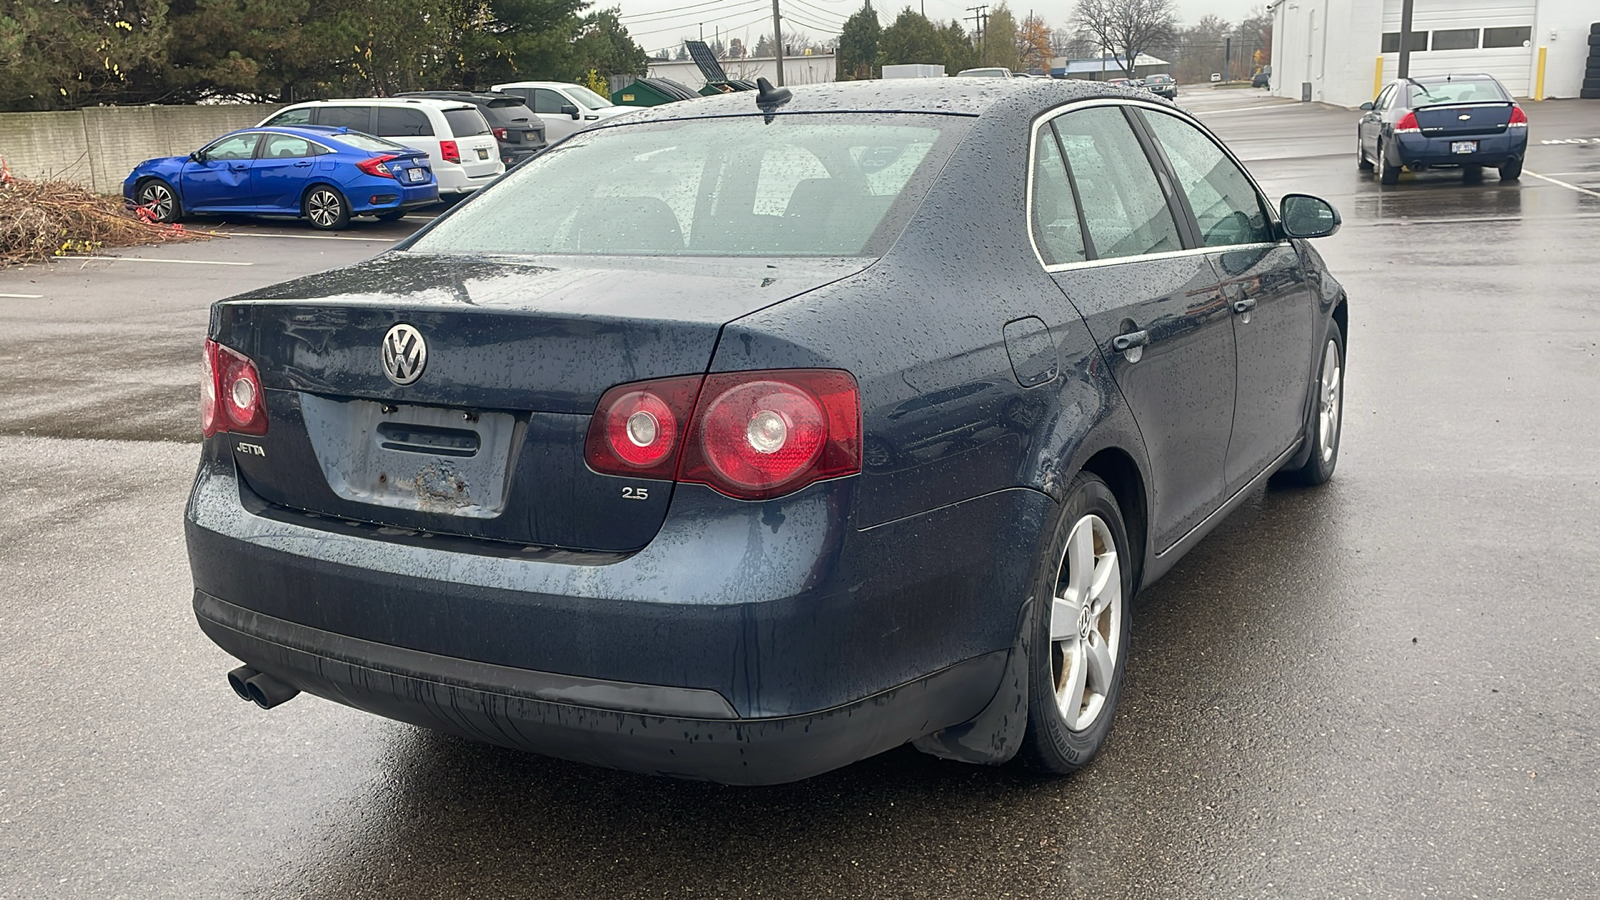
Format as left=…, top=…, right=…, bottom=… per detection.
left=189, top=150, right=205, bottom=162
left=1279, top=194, right=1341, bottom=239
left=560, top=104, right=580, bottom=119
left=1359, top=102, right=1375, bottom=111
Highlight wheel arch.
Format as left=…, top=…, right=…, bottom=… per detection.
left=300, top=180, right=348, bottom=212
left=1077, top=446, right=1148, bottom=597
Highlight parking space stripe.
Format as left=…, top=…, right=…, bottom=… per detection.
left=0, top=293, right=44, bottom=298
left=1524, top=170, right=1600, bottom=199
left=71, top=256, right=253, bottom=266
left=207, top=231, right=401, bottom=243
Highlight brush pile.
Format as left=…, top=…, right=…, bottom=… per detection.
left=0, top=159, right=208, bottom=268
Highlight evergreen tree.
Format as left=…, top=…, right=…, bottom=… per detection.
left=981, top=3, right=1020, bottom=72
left=837, top=1, right=879, bottom=79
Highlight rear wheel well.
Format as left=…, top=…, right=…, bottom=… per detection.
left=1332, top=299, right=1348, bottom=347
left=1080, top=448, right=1147, bottom=594
left=301, top=182, right=344, bottom=210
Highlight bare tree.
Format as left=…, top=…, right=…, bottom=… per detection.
left=1071, top=0, right=1176, bottom=80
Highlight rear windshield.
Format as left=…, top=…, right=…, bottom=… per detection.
left=443, top=108, right=491, bottom=136
left=1407, top=79, right=1508, bottom=106
left=407, top=113, right=972, bottom=258
left=332, top=132, right=412, bottom=153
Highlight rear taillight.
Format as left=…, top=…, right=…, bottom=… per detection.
left=356, top=154, right=398, bottom=178
left=440, top=140, right=460, bottom=163
left=1394, top=112, right=1421, bottom=134
left=202, top=339, right=267, bottom=438
left=584, top=375, right=701, bottom=479
left=583, top=370, right=861, bottom=500
left=1508, top=105, right=1528, bottom=128
left=492, top=127, right=508, bottom=140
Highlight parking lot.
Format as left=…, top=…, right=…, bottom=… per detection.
left=2, top=88, right=1598, bottom=898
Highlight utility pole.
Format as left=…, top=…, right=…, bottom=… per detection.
left=1225, top=36, right=1231, bottom=82
left=966, top=5, right=988, bottom=64
left=771, top=0, right=785, bottom=85
left=1397, top=0, right=1415, bottom=78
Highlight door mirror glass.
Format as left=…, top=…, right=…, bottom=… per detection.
left=189, top=150, right=205, bottom=162
left=1279, top=193, right=1341, bottom=238
left=1359, top=101, right=1375, bottom=111
left=560, top=104, right=580, bottom=119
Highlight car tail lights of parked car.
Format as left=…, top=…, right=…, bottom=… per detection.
left=355, top=155, right=399, bottom=178
left=584, top=370, right=861, bottom=500
left=439, top=140, right=461, bottom=164
left=492, top=127, right=509, bottom=141
left=1395, top=111, right=1421, bottom=134
left=202, top=339, right=268, bottom=438
left=1508, top=106, right=1528, bottom=128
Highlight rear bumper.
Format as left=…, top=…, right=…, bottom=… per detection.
left=435, top=164, right=505, bottom=195
left=195, top=589, right=1007, bottom=784
left=185, top=451, right=1051, bottom=781
left=347, top=179, right=439, bottom=215
left=1392, top=131, right=1527, bottom=167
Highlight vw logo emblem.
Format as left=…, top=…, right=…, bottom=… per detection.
left=382, top=323, right=427, bottom=386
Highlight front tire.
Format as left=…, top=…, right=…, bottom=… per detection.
left=303, top=186, right=350, bottom=230
left=1277, top=322, right=1344, bottom=487
left=1378, top=140, right=1401, bottom=185
left=1018, top=473, right=1132, bottom=775
left=1499, top=157, right=1523, bottom=181
left=135, top=179, right=181, bottom=223
left=1357, top=136, right=1374, bottom=171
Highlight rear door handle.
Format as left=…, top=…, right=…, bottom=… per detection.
left=293, top=160, right=312, bottom=167
left=1232, top=298, right=1257, bottom=315
left=1112, top=330, right=1149, bottom=352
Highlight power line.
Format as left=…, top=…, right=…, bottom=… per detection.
left=628, top=2, right=769, bottom=39
left=619, top=0, right=747, bottom=22
left=785, top=0, right=849, bottom=23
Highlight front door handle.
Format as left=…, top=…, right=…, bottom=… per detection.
left=1111, top=329, right=1149, bottom=352
left=1232, top=298, right=1257, bottom=315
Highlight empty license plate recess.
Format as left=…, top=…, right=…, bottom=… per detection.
left=1452, top=141, right=1478, bottom=154
left=299, top=394, right=520, bottom=518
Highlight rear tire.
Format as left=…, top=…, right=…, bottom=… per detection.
left=1499, top=157, right=1523, bottom=181
left=1378, top=141, right=1401, bottom=184
left=303, top=186, right=350, bottom=230
left=1018, top=473, right=1132, bottom=775
left=1357, top=136, right=1374, bottom=170
left=135, top=179, right=181, bottom=224
left=1276, top=322, right=1344, bottom=487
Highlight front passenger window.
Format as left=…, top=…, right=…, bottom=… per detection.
left=1139, top=110, right=1273, bottom=248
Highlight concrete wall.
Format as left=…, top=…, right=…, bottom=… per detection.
left=0, top=104, right=282, bottom=194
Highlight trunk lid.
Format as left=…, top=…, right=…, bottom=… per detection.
left=1413, top=102, right=1513, bottom=138
left=212, top=251, right=866, bottom=552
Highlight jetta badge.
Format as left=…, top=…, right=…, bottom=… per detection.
left=382, top=323, right=427, bottom=386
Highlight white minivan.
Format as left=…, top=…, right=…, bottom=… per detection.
left=490, top=82, right=635, bottom=144
left=259, top=98, right=504, bottom=197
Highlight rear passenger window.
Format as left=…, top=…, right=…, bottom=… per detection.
left=1049, top=107, right=1181, bottom=260
left=1138, top=110, right=1273, bottom=247
left=377, top=107, right=433, bottom=137
left=317, top=106, right=371, bottom=132
left=260, top=134, right=313, bottom=159
left=1029, top=126, right=1086, bottom=265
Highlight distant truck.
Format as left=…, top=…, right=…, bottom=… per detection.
left=882, top=64, right=946, bottom=79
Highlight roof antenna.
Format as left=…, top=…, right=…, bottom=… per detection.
left=755, top=77, right=792, bottom=113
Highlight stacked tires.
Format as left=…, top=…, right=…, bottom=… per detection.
left=1585, top=24, right=1600, bottom=100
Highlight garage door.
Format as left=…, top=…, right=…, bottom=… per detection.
left=1380, top=0, right=1534, bottom=96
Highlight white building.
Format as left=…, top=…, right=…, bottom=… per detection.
left=646, top=54, right=838, bottom=92
left=1269, top=0, right=1595, bottom=106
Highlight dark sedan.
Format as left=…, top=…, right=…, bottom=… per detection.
left=124, top=126, right=438, bottom=229
left=187, top=79, right=1349, bottom=784
left=1358, top=74, right=1529, bottom=184
left=1144, top=73, right=1178, bottom=99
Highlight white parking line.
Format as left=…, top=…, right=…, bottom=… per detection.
left=1191, top=103, right=1304, bottom=114
left=1525, top=170, right=1600, bottom=200
left=0, top=292, right=44, bottom=298
left=207, top=231, right=401, bottom=243
left=72, top=256, right=253, bottom=266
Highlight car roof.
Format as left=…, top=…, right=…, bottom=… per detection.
left=280, top=97, right=476, bottom=112
left=1403, top=73, right=1499, bottom=84
left=396, top=90, right=527, bottom=107
left=589, top=78, right=1145, bottom=125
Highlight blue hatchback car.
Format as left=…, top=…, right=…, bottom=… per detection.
left=124, top=126, right=439, bottom=230
left=1357, top=74, right=1529, bottom=184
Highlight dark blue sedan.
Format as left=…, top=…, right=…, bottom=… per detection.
left=1358, top=74, right=1529, bottom=184
left=187, top=79, right=1349, bottom=783
left=123, top=126, right=439, bottom=230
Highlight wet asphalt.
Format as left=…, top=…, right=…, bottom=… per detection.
left=2, top=90, right=1598, bottom=898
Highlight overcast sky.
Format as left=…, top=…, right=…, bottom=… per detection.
left=613, top=0, right=1265, bottom=58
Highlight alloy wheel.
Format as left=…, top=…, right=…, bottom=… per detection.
left=1318, top=338, right=1342, bottom=463
left=138, top=183, right=173, bottom=221
left=1049, top=514, right=1123, bottom=731
left=307, top=190, right=342, bottom=228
